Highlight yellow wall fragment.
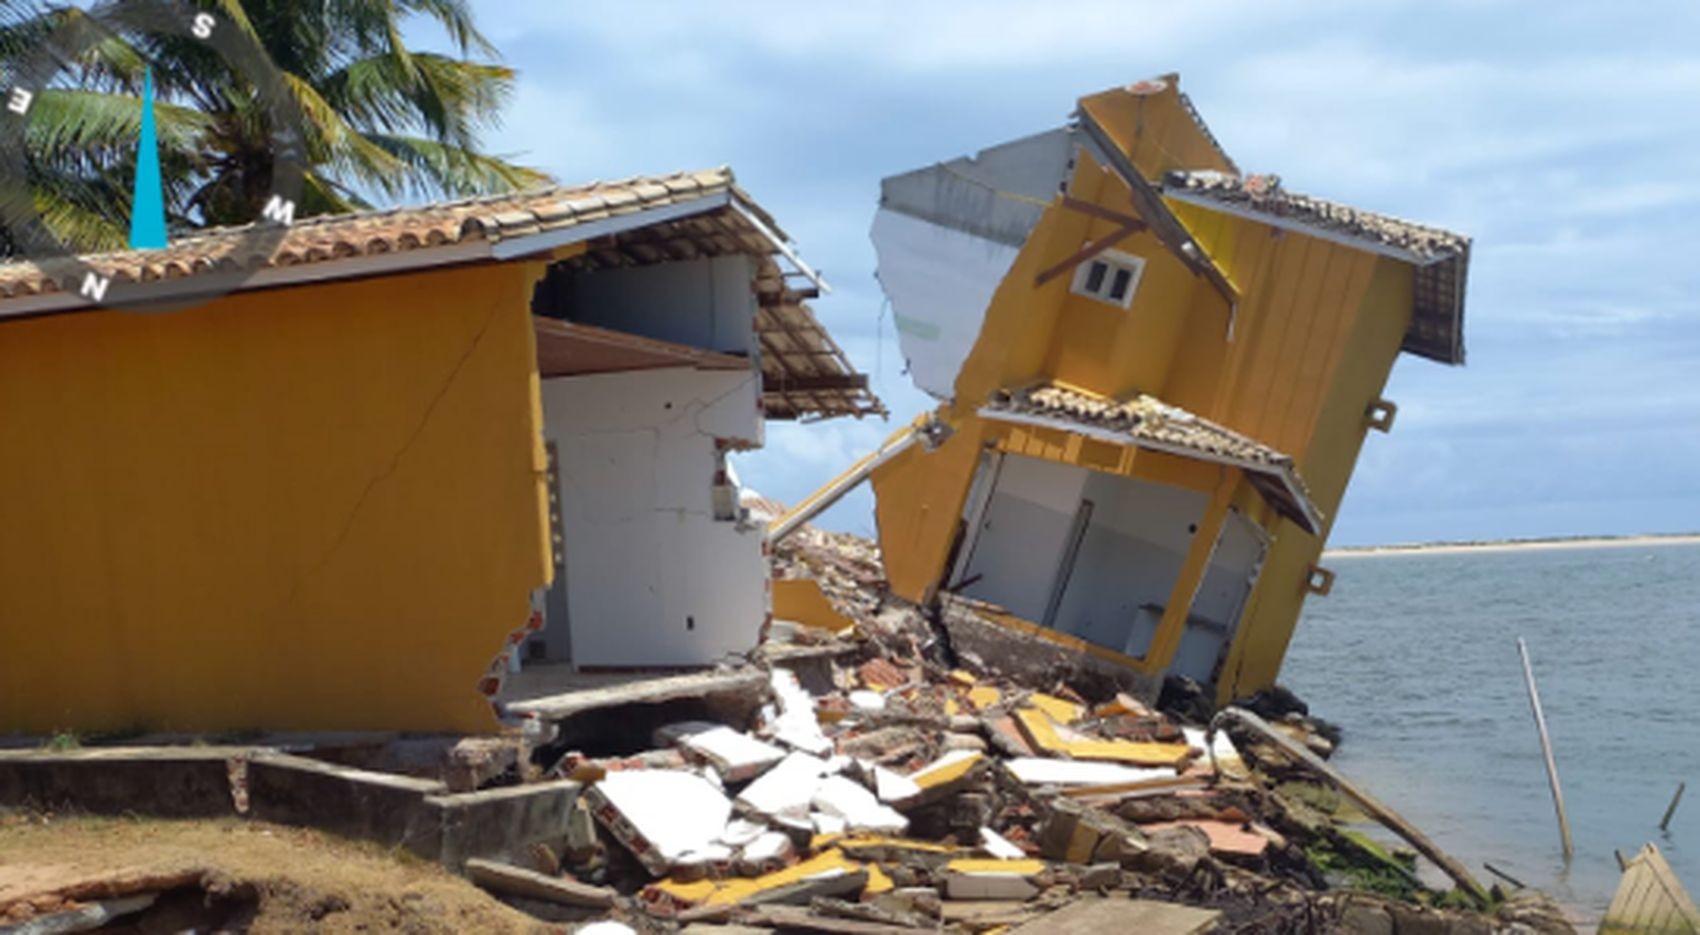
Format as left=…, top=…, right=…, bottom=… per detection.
left=1026, top=693, right=1085, bottom=725
left=864, top=863, right=895, bottom=896
left=967, top=686, right=1003, bottom=711
left=912, top=751, right=985, bottom=790
left=654, top=849, right=863, bottom=907
left=772, top=578, right=856, bottom=634
left=0, top=263, right=552, bottom=733
left=1015, top=708, right=1191, bottom=768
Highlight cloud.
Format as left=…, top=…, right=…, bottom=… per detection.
left=473, top=0, right=1700, bottom=544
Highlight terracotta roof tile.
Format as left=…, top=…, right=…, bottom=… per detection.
left=981, top=382, right=1320, bottom=533
left=0, top=168, right=746, bottom=300
left=1162, top=170, right=1470, bottom=365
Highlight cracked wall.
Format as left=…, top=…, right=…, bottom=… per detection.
left=537, top=366, right=767, bottom=667
left=0, top=262, right=552, bottom=734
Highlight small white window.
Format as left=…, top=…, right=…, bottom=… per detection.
left=1070, top=249, right=1146, bottom=309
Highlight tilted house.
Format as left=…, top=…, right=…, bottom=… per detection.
left=0, top=169, right=878, bottom=735
left=867, top=75, right=1469, bottom=705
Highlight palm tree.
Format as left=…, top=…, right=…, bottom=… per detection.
left=0, top=0, right=547, bottom=254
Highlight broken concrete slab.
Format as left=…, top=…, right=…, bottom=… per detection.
left=1004, top=757, right=1180, bottom=789
left=463, top=857, right=616, bottom=909
left=658, top=722, right=787, bottom=782
left=766, top=669, right=833, bottom=755
left=246, top=752, right=446, bottom=857
left=587, top=769, right=734, bottom=876
left=1137, top=819, right=1272, bottom=858
left=942, top=858, right=1045, bottom=901
left=1010, top=896, right=1220, bottom=934
left=427, top=778, right=581, bottom=870
left=504, top=668, right=769, bottom=723
left=811, top=775, right=908, bottom=835
left=737, top=752, right=836, bottom=830
left=0, top=746, right=251, bottom=818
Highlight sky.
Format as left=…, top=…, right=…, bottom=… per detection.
left=457, top=1, right=1700, bottom=547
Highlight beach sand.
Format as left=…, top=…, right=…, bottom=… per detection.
left=1325, top=533, right=1700, bottom=558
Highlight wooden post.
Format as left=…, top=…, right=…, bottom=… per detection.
left=1211, top=707, right=1492, bottom=906
left=1518, top=637, right=1575, bottom=861
left=1661, top=782, right=1686, bottom=832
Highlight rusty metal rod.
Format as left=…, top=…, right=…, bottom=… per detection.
left=1209, top=707, right=1491, bottom=907
left=1518, top=637, right=1575, bottom=861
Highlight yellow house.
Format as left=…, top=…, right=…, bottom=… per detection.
left=0, top=169, right=877, bottom=736
left=866, top=75, right=1470, bottom=705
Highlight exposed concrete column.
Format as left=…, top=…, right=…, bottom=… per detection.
left=1144, top=467, right=1238, bottom=671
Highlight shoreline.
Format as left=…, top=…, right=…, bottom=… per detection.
left=1324, top=533, right=1700, bottom=558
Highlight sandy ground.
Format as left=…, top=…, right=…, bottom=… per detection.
left=0, top=811, right=552, bottom=932
left=1325, top=534, right=1700, bottom=558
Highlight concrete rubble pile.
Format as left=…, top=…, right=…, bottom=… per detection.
left=476, top=526, right=1577, bottom=934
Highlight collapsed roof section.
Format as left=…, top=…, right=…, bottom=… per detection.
left=870, top=74, right=1472, bottom=403
left=0, top=168, right=882, bottom=421
left=979, top=382, right=1322, bottom=535
left=1162, top=171, right=1470, bottom=365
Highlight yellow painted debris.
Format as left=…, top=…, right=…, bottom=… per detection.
left=1093, top=693, right=1151, bottom=718
left=1026, top=693, right=1084, bottom=725
left=772, top=578, right=856, bottom=634
left=654, top=849, right=862, bottom=907
left=912, top=751, right=985, bottom=790
left=864, top=863, right=895, bottom=896
left=1015, top=707, right=1191, bottom=767
left=824, top=835, right=961, bottom=855
left=945, top=698, right=961, bottom=717
left=946, top=858, right=1047, bottom=876
left=967, top=686, right=1003, bottom=711
left=949, top=670, right=978, bottom=687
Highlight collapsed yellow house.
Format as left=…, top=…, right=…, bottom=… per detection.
left=0, top=170, right=878, bottom=735
left=864, top=75, right=1471, bottom=705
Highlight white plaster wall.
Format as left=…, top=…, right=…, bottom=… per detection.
left=1052, top=474, right=1207, bottom=656
left=540, top=367, right=766, bottom=667
left=870, top=209, right=1021, bottom=402
left=958, top=454, right=1089, bottom=623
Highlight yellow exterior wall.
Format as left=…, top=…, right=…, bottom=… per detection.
left=872, top=82, right=1427, bottom=702
left=0, top=262, right=553, bottom=735
left=1213, top=258, right=1415, bottom=702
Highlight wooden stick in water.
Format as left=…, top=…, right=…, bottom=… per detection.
left=1661, top=782, right=1686, bottom=832
left=1518, top=637, right=1574, bottom=861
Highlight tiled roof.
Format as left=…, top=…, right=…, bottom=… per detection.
left=980, top=383, right=1321, bottom=533
left=0, top=168, right=753, bottom=300
left=0, top=168, right=882, bottom=421
left=1162, top=170, right=1470, bottom=365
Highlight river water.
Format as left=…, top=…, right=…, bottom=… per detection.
left=1281, top=541, right=1700, bottom=919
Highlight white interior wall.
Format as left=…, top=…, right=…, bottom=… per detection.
left=1050, top=473, right=1208, bottom=657
left=957, top=454, right=1089, bottom=622
left=539, top=366, right=766, bottom=667
left=869, top=209, right=1021, bottom=401
left=1171, top=510, right=1266, bottom=683
left=540, top=255, right=758, bottom=356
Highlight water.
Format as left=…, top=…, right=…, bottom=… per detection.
left=1282, top=541, right=1700, bottom=918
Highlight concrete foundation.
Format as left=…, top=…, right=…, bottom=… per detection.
left=428, top=779, right=582, bottom=870
left=0, top=746, right=248, bottom=817
left=246, top=753, right=449, bottom=858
